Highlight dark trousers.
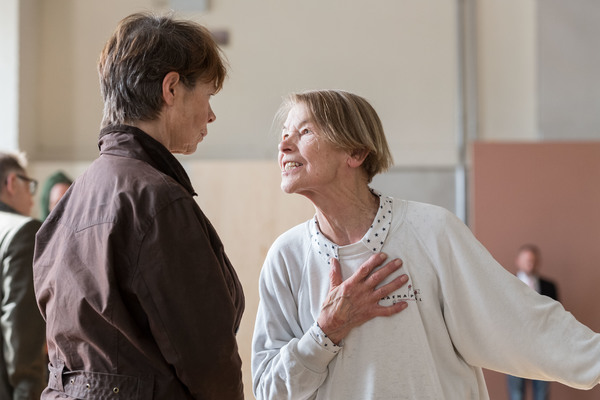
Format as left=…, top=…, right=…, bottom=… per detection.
left=507, top=375, right=549, bottom=400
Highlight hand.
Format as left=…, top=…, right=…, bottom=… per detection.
left=316, top=253, right=409, bottom=345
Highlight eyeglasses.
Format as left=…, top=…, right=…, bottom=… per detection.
left=16, top=174, right=38, bottom=195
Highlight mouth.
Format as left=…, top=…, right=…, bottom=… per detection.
left=282, top=161, right=303, bottom=172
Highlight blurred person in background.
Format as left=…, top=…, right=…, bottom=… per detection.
left=33, top=12, right=244, bottom=400
left=507, top=244, right=559, bottom=400
left=39, top=171, right=72, bottom=221
left=0, top=151, right=46, bottom=400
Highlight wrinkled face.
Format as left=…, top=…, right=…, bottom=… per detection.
left=516, top=249, right=538, bottom=275
left=278, top=103, right=349, bottom=197
left=167, top=80, right=217, bottom=154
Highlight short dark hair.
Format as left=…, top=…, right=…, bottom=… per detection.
left=0, top=152, right=26, bottom=193
left=98, top=12, right=227, bottom=128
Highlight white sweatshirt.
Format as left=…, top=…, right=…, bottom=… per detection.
left=252, top=197, right=600, bottom=400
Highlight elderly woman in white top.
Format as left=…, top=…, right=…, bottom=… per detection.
left=251, top=89, right=600, bottom=400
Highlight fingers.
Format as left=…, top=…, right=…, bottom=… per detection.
left=347, top=253, right=388, bottom=284
left=373, top=300, right=409, bottom=317
left=372, top=274, right=409, bottom=300
left=329, top=258, right=343, bottom=288
left=366, top=258, right=403, bottom=289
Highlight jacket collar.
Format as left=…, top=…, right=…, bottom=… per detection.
left=99, top=125, right=196, bottom=196
left=0, top=200, right=20, bottom=215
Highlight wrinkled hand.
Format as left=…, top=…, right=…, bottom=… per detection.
left=316, top=253, right=409, bottom=344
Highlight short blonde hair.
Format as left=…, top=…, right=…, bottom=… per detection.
left=277, top=90, right=393, bottom=182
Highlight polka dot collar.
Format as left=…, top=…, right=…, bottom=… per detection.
left=309, top=190, right=394, bottom=262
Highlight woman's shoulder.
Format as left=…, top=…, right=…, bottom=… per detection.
left=58, top=156, right=193, bottom=232
left=392, top=198, right=461, bottom=231
left=87, top=154, right=190, bottom=201
left=0, top=212, right=41, bottom=241
left=270, top=219, right=312, bottom=249
left=263, top=219, right=313, bottom=266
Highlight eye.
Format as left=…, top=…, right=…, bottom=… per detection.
left=300, top=128, right=311, bottom=136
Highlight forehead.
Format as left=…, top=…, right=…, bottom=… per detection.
left=283, top=103, right=314, bottom=129
left=518, top=250, right=536, bottom=258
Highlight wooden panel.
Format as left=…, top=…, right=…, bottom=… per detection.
left=188, top=160, right=314, bottom=399
left=472, top=142, right=600, bottom=399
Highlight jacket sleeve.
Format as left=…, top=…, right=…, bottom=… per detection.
left=134, top=198, right=243, bottom=400
left=416, top=207, right=600, bottom=389
left=252, top=248, right=339, bottom=400
left=1, top=219, right=46, bottom=400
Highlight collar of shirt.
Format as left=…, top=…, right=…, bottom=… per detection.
left=309, top=190, right=394, bottom=263
left=99, top=124, right=197, bottom=196
left=0, top=200, right=19, bottom=215
left=516, top=271, right=540, bottom=291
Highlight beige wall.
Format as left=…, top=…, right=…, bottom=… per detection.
left=7, top=0, right=540, bottom=163
left=190, top=161, right=314, bottom=398
left=14, top=0, right=538, bottom=166
left=477, top=0, right=538, bottom=141
left=29, top=0, right=461, bottom=165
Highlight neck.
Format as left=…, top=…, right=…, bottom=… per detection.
left=129, top=119, right=169, bottom=150
left=312, top=186, right=379, bottom=246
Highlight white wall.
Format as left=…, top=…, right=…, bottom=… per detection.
left=20, top=0, right=541, bottom=159
left=0, top=0, right=20, bottom=151
left=476, top=0, right=538, bottom=141
left=8, top=0, right=541, bottom=222
left=30, top=0, right=460, bottom=167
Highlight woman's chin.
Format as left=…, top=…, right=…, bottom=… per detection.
left=280, top=182, right=297, bottom=194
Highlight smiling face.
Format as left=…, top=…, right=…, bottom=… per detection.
left=165, top=80, right=217, bottom=154
left=278, top=103, right=350, bottom=198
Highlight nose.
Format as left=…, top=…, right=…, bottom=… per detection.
left=208, top=105, right=216, bottom=124
left=278, top=134, right=293, bottom=153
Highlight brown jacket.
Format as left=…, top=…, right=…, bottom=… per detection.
left=33, top=125, right=244, bottom=399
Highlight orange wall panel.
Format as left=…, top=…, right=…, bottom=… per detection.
left=472, top=142, right=600, bottom=400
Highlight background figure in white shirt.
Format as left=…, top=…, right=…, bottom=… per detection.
left=507, top=244, right=559, bottom=400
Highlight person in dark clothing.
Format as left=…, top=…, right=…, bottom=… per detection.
left=506, top=244, right=559, bottom=400
left=0, top=152, right=46, bottom=400
left=33, top=12, right=244, bottom=400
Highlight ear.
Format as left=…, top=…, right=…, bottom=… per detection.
left=3, top=172, right=18, bottom=196
left=347, top=149, right=369, bottom=169
left=162, top=71, right=181, bottom=106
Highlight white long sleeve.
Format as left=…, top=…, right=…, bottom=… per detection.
left=252, top=198, right=600, bottom=399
